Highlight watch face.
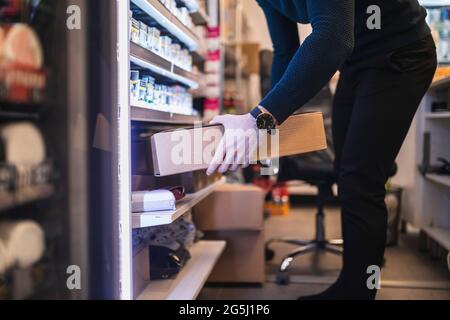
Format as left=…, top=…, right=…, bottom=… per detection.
left=256, top=113, right=276, bottom=130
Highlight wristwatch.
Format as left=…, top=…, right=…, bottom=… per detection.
left=251, top=106, right=277, bottom=132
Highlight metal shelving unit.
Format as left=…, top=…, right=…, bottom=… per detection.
left=114, top=0, right=222, bottom=300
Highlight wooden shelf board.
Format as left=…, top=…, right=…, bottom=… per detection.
left=132, top=178, right=225, bottom=229
left=137, top=240, right=226, bottom=300
left=426, top=174, right=450, bottom=188
left=425, top=112, right=450, bottom=119
left=423, top=226, right=450, bottom=251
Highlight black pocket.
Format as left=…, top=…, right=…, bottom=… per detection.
left=389, top=39, right=436, bottom=73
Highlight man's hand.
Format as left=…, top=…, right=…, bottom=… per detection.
left=206, top=114, right=259, bottom=176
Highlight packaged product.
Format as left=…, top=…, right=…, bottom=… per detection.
left=139, top=21, right=148, bottom=48
left=130, top=70, right=140, bottom=101
left=139, top=77, right=148, bottom=102
left=131, top=18, right=140, bottom=44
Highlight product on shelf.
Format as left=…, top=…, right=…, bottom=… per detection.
left=139, top=21, right=149, bottom=49
left=0, top=220, right=45, bottom=270
left=160, top=35, right=172, bottom=59
left=0, top=23, right=47, bottom=104
left=142, top=75, right=155, bottom=103
left=159, top=0, right=194, bottom=29
left=129, top=16, right=193, bottom=71
left=1, top=24, right=43, bottom=69
left=131, top=18, right=139, bottom=44
left=147, top=27, right=161, bottom=53
left=130, top=70, right=140, bottom=101
left=132, top=189, right=177, bottom=213
left=0, top=122, right=45, bottom=166
left=427, top=8, right=450, bottom=63
left=130, top=70, right=194, bottom=115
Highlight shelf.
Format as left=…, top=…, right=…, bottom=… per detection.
left=131, top=102, right=201, bottom=124
left=426, top=174, right=450, bottom=187
left=131, top=0, right=199, bottom=51
left=426, top=112, right=450, bottom=119
left=137, top=240, right=226, bottom=300
left=132, top=178, right=225, bottom=229
left=0, top=110, right=39, bottom=121
left=423, top=226, right=450, bottom=251
left=130, top=42, right=199, bottom=89
left=0, top=184, right=54, bottom=213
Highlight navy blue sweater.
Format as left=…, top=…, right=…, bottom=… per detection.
left=257, top=0, right=430, bottom=123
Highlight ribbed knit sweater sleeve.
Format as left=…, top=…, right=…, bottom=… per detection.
left=258, top=0, right=355, bottom=123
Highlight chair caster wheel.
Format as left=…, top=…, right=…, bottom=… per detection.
left=265, top=247, right=275, bottom=261
left=276, top=272, right=290, bottom=285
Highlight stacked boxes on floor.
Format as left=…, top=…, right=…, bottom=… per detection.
left=193, top=184, right=265, bottom=284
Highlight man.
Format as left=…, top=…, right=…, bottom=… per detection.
left=207, top=0, right=437, bottom=300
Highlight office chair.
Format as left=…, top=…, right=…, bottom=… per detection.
left=259, top=50, right=342, bottom=285
left=265, top=114, right=343, bottom=285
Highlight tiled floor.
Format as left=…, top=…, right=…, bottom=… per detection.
left=198, top=205, right=450, bottom=300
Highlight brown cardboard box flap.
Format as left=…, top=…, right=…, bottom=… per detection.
left=193, top=183, right=264, bottom=231
left=274, top=112, right=328, bottom=158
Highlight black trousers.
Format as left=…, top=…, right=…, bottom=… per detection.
left=328, top=36, right=437, bottom=300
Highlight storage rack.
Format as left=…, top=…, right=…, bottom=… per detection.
left=393, top=75, right=450, bottom=267
left=0, top=0, right=88, bottom=300
left=115, top=0, right=225, bottom=300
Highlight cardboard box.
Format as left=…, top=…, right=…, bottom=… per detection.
left=266, top=112, right=327, bottom=158
left=151, top=125, right=224, bottom=177
left=133, top=245, right=150, bottom=299
left=193, top=184, right=264, bottom=231
left=204, top=230, right=265, bottom=284
left=151, top=112, right=327, bottom=177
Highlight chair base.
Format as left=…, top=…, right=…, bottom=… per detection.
left=265, top=181, right=341, bottom=285
left=266, top=238, right=343, bottom=285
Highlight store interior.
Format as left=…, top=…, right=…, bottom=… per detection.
left=0, top=0, right=449, bottom=300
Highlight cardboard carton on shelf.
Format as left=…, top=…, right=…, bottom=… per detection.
left=193, top=183, right=264, bottom=231
left=193, top=183, right=265, bottom=284
left=204, top=230, right=265, bottom=284
left=151, top=112, right=327, bottom=177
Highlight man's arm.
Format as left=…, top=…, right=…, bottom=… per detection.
left=257, top=0, right=300, bottom=88
left=257, top=0, right=355, bottom=124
